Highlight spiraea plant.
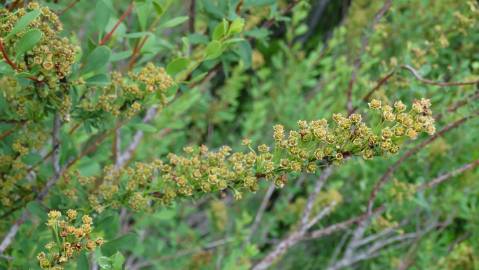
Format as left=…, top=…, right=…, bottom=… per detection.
left=1, top=1, right=478, bottom=270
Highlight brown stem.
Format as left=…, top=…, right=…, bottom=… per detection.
left=58, top=0, right=80, bottom=16
left=99, top=2, right=134, bottom=46
left=0, top=38, right=18, bottom=70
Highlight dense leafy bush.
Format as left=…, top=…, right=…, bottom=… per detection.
left=0, top=0, right=478, bottom=269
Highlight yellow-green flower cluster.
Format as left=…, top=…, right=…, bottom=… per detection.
left=79, top=63, right=174, bottom=118
left=0, top=2, right=78, bottom=84
left=37, top=210, right=104, bottom=269
left=78, top=99, right=434, bottom=208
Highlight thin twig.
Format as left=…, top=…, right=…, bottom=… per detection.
left=99, top=2, right=134, bottom=45
left=367, top=111, right=479, bottom=213
left=252, top=166, right=334, bottom=270
left=304, top=206, right=386, bottom=240
left=400, top=65, right=479, bottom=87
left=417, top=159, right=479, bottom=191
left=115, top=106, right=159, bottom=170
left=247, top=183, right=276, bottom=244
left=58, top=0, right=80, bottom=16
left=0, top=211, right=28, bottom=254
left=0, top=38, right=17, bottom=70
left=350, top=71, right=395, bottom=114
left=52, top=114, right=62, bottom=177
left=300, top=166, right=333, bottom=227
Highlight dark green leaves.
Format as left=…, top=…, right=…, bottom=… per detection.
left=15, top=29, right=43, bottom=57
left=7, top=9, right=41, bottom=39
left=82, top=46, right=111, bottom=74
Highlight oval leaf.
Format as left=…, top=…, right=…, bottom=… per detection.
left=166, top=57, right=190, bottom=76
left=82, top=46, right=111, bottom=74
left=15, top=29, right=43, bottom=57
left=160, top=16, right=189, bottom=28
left=205, top=40, right=223, bottom=60
left=7, top=10, right=41, bottom=39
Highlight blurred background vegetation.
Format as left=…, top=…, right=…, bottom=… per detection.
left=1, top=0, right=478, bottom=269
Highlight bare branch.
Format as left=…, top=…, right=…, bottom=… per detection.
left=301, top=166, right=333, bottom=227
left=418, top=158, right=479, bottom=191
left=115, top=106, right=159, bottom=170
left=247, top=183, right=276, bottom=244
left=304, top=206, right=386, bottom=240
left=400, top=65, right=479, bottom=87
left=252, top=167, right=334, bottom=270
left=52, top=113, right=62, bottom=176
left=0, top=211, right=28, bottom=254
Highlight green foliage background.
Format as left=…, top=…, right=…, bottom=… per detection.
left=0, top=0, right=478, bottom=269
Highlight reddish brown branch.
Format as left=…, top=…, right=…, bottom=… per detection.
left=351, top=71, right=395, bottom=114
left=58, top=0, right=80, bottom=16
left=99, top=2, right=134, bottom=46
left=0, top=39, right=18, bottom=70
left=127, top=35, right=149, bottom=70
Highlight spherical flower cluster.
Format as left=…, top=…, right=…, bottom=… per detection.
left=38, top=210, right=104, bottom=269
left=78, top=63, right=174, bottom=120
left=0, top=2, right=78, bottom=83
left=128, top=62, right=175, bottom=103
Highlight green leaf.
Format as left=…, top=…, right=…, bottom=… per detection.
left=205, top=40, right=223, bottom=60
left=111, top=252, right=125, bottom=270
left=96, top=0, right=112, bottom=33
left=82, top=46, right=111, bottom=74
left=76, top=253, right=90, bottom=270
left=133, top=123, right=158, bottom=133
left=102, top=233, right=137, bottom=256
left=110, top=50, right=133, bottom=62
left=229, top=17, right=245, bottom=35
left=86, top=74, right=111, bottom=85
left=213, top=19, right=229, bottom=40
left=97, top=256, right=112, bottom=269
left=160, top=16, right=189, bottom=28
left=15, top=29, right=43, bottom=57
left=26, top=201, right=46, bottom=219
left=136, top=1, right=152, bottom=30
left=152, top=0, right=165, bottom=15
left=7, top=9, right=41, bottom=39
left=166, top=57, right=190, bottom=76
